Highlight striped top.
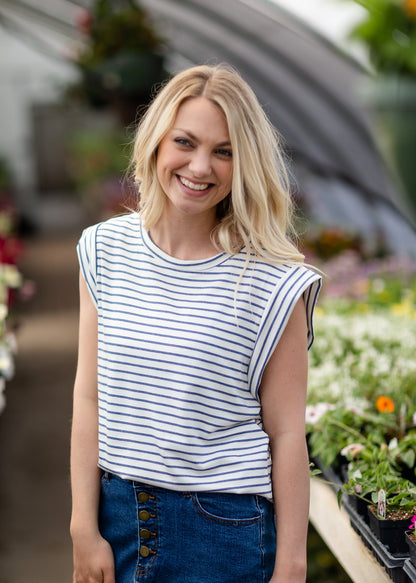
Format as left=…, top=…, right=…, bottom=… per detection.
left=77, top=213, right=321, bottom=500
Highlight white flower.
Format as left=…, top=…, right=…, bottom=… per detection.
left=0, top=345, right=14, bottom=380
left=347, top=405, right=365, bottom=416
left=1, top=264, right=22, bottom=288
left=372, top=278, right=386, bottom=293
left=0, top=303, right=7, bottom=321
left=413, top=412, right=416, bottom=426
left=341, top=443, right=365, bottom=458
left=388, top=438, right=399, bottom=450
left=305, top=402, right=335, bottom=424
left=5, top=332, right=18, bottom=354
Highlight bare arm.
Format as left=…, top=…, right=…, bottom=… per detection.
left=70, top=272, right=115, bottom=583
left=260, top=297, right=309, bottom=583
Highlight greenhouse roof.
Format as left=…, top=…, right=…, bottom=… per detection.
left=1, top=0, right=415, bottom=255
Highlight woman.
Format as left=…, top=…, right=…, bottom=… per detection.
left=71, top=63, right=321, bottom=583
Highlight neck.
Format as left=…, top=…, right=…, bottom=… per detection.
left=149, top=212, right=220, bottom=260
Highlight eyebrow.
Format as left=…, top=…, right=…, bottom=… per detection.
left=173, top=128, right=231, bottom=148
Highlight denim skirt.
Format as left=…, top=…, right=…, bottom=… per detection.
left=99, top=471, right=276, bottom=583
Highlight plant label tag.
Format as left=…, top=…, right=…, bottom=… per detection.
left=378, top=489, right=386, bottom=519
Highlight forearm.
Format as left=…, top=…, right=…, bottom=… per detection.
left=70, top=392, right=101, bottom=537
left=270, top=432, right=310, bottom=582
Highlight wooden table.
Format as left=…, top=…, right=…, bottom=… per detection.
left=309, top=478, right=393, bottom=583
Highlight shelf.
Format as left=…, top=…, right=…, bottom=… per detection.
left=309, top=478, right=393, bottom=583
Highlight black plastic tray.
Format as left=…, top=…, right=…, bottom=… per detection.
left=344, top=499, right=409, bottom=583
left=403, top=560, right=416, bottom=583
left=311, top=459, right=412, bottom=582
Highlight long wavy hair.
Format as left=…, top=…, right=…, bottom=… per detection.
left=131, top=63, right=304, bottom=264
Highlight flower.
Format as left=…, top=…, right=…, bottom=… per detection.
left=413, top=411, right=416, bottom=426
left=352, top=469, right=362, bottom=494
left=388, top=437, right=399, bottom=450
left=405, top=0, right=416, bottom=19
left=410, top=515, right=416, bottom=530
left=391, top=299, right=416, bottom=318
left=0, top=303, right=7, bottom=322
left=376, top=396, right=395, bottom=413
left=305, top=402, right=336, bottom=425
left=75, top=8, right=93, bottom=35
left=1, top=264, right=22, bottom=288
left=0, top=345, right=14, bottom=380
left=341, top=443, right=365, bottom=458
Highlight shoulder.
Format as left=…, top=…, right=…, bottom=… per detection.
left=248, top=257, right=320, bottom=288
left=81, top=213, right=140, bottom=247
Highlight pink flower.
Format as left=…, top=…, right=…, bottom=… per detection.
left=410, top=516, right=416, bottom=530
left=75, top=8, right=92, bottom=35
left=352, top=469, right=362, bottom=494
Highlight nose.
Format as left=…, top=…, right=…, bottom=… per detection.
left=188, top=148, right=211, bottom=178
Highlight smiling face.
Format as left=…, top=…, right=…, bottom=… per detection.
left=156, top=97, right=233, bottom=224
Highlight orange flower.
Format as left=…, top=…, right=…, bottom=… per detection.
left=404, top=0, right=416, bottom=19
left=376, top=396, right=395, bottom=413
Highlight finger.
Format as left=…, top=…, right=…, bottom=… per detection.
left=102, top=564, right=116, bottom=583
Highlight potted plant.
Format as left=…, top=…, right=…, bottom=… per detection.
left=343, top=457, right=416, bottom=554
left=341, top=0, right=416, bottom=221
left=74, top=0, right=168, bottom=124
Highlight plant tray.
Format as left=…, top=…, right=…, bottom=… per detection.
left=403, top=560, right=416, bottom=583
left=406, top=532, right=416, bottom=567
left=344, top=500, right=409, bottom=583
left=368, top=507, right=410, bottom=555
left=346, top=493, right=371, bottom=525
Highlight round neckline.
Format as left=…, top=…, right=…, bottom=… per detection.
left=138, top=216, right=229, bottom=271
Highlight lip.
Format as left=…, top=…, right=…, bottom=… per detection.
left=176, top=175, right=213, bottom=197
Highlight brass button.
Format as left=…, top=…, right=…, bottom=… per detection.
left=140, top=528, right=151, bottom=539
left=139, top=545, right=150, bottom=558
left=139, top=510, right=150, bottom=521
left=137, top=491, right=149, bottom=503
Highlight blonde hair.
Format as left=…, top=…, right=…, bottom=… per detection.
left=131, top=63, right=304, bottom=265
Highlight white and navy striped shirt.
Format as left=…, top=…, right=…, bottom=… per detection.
left=77, top=213, right=321, bottom=500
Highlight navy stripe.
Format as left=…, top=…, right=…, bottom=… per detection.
left=77, top=213, right=321, bottom=501
left=101, top=339, right=247, bottom=375
left=98, top=326, right=251, bottom=360
left=98, top=411, right=266, bottom=443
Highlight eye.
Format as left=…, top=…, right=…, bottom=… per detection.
left=216, top=149, right=232, bottom=158
left=174, top=137, right=192, bottom=147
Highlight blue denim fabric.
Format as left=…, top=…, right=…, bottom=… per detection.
left=99, top=472, right=276, bottom=583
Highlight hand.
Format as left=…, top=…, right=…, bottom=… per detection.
left=72, top=532, right=115, bottom=583
left=268, top=562, right=307, bottom=583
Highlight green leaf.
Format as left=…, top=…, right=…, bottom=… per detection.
left=400, top=449, right=415, bottom=468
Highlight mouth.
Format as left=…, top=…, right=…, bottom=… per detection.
left=178, top=176, right=212, bottom=191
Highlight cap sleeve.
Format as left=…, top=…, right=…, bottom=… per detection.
left=77, top=224, right=99, bottom=308
left=249, top=265, right=322, bottom=398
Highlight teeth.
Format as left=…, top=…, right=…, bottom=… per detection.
left=180, top=177, right=210, bottom=191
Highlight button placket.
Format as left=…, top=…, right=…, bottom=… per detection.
left=136, top=489, right=157, bottom=569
